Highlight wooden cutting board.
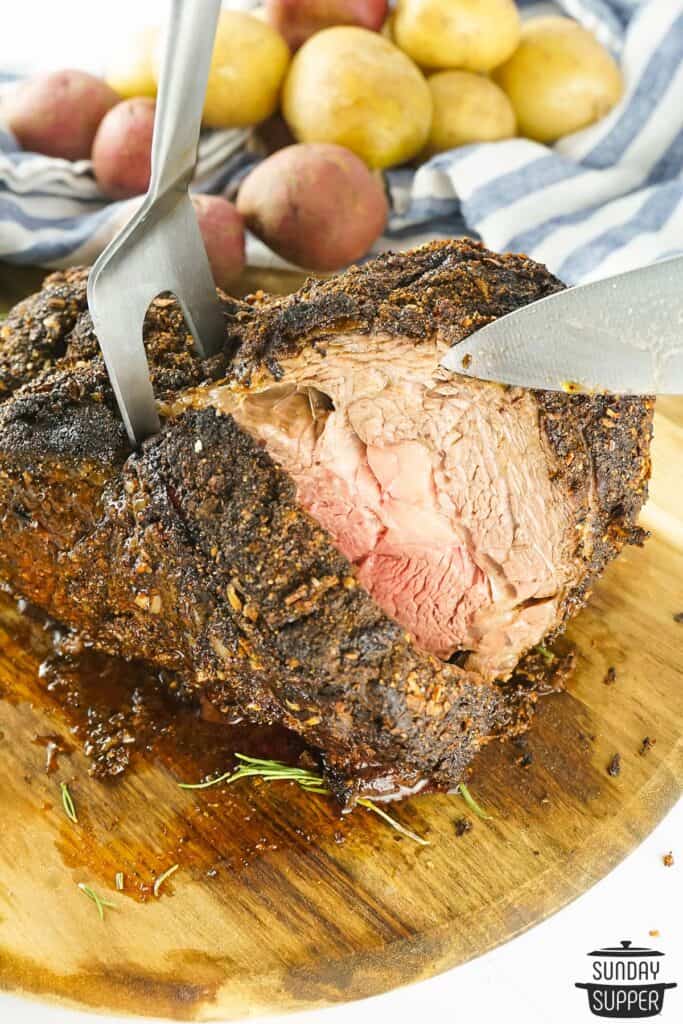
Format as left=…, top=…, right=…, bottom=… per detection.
left=0, top=266, right=681, bottom=1021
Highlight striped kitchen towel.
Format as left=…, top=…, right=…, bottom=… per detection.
left=0, top=0, right=681, bottom=285
left=0, top=119, right=255, bottom=267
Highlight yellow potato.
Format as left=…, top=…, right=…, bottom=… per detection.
left=282, top=27, right=432, bottom=169
left=494, top=17, right=623, bottom=143
left=155, top=11, right=290, bottom=128
left=393, top=0, right=521, bottom=72
left=427, top=70, right=516, bottom=152
left=106, top=25, right=158, bottom=99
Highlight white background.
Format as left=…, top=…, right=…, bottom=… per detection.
left=0, top=3, right=681, bottom=1022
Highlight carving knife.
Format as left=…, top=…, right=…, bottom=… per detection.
left=440, top=253, right=683, bottom=394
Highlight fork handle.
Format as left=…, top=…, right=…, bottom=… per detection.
left=150, top=0, right=222, bottom=198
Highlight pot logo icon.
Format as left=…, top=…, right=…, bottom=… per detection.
left=575, top=939, right=677, bottom=1018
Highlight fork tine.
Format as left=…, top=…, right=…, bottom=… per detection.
left=155, top=198, right=225, bottom=360
left=87, top=271, right=160, bottom=446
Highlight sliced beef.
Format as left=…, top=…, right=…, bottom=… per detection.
left=0, top=241, right=653, bottom=798
left=197, top=340, right=576, bottom=678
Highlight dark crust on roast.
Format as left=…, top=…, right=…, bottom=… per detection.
left=232, top=239, right=568, bottom=381
left=0, top=267, right=90, bottom=397
left=537, top=391, right=653, bottom=629
left=0, top=240, right=653, bottom=796
left=0, top=266, right=254, bottom=405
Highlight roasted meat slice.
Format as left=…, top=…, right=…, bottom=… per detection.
left=0, top=241, right=653, bottom=799
left=193, top=342, right=578, bottom=680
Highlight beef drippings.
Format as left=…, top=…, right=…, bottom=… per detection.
left=1, top=588, right=305, bottom=785
left=0, top=589, right=573, bottom=796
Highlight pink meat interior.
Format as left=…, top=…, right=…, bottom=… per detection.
left=201, top=335, right=576, bottom=680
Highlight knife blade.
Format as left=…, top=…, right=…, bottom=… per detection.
left=440, top=253, right=683, bottom=395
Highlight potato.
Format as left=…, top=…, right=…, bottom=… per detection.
left=187, top=11, right=290, bottom=128
left=4, top=70, right=119, bottom=161
left=237, top=143, right=388, bottom=270
left=393, top=0, right=520, bottom=72
left=265, top=0, right=388, bottom=50
left=92, top=98, right=155, bottom=199
left=494, top=17, right=623, bottom=143
left=106, top=25, right=158, bottom=99
left=427, top=70, right=516, bottom=152
left=192, top=195, right=245, bottom=289
left=282, top=27, right=432, bottom=169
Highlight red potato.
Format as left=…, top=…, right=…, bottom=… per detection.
left=5, top=70, right=119, bottom=161
left=192, top=195, right=246, bottom=289
left=237, top=143, right=388, bottom=271
left=92, top=98, right=155, bottom=199
left=265, top=0, right=388, bottom=49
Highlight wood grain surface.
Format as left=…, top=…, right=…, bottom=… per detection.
left=0, top=264, right=681, bottom=1021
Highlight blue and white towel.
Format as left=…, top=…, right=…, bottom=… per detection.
left=0, top=0, right=681, bottom=285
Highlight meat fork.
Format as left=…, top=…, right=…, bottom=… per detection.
left=87, top=0, right=224, bottom=447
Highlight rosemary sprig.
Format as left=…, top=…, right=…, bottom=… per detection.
left=455, top=782, right=492, bottom=820
left=153, top=863, right=179, bottom=898
left=357, top=798, right=429, bottom=845
left=179, top=755, right=328, bottom=793
left=78, top=883, right=115, bottom=921
left=178, top=771, right=234, bottom=791
left=535, top=643, right=555, bottom=664
left=60, top=781, right=78, bottom=824
left=180, top=754, right=428, bottom=845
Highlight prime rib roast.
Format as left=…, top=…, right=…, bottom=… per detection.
left=0, top=240, right=653, bottom=803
